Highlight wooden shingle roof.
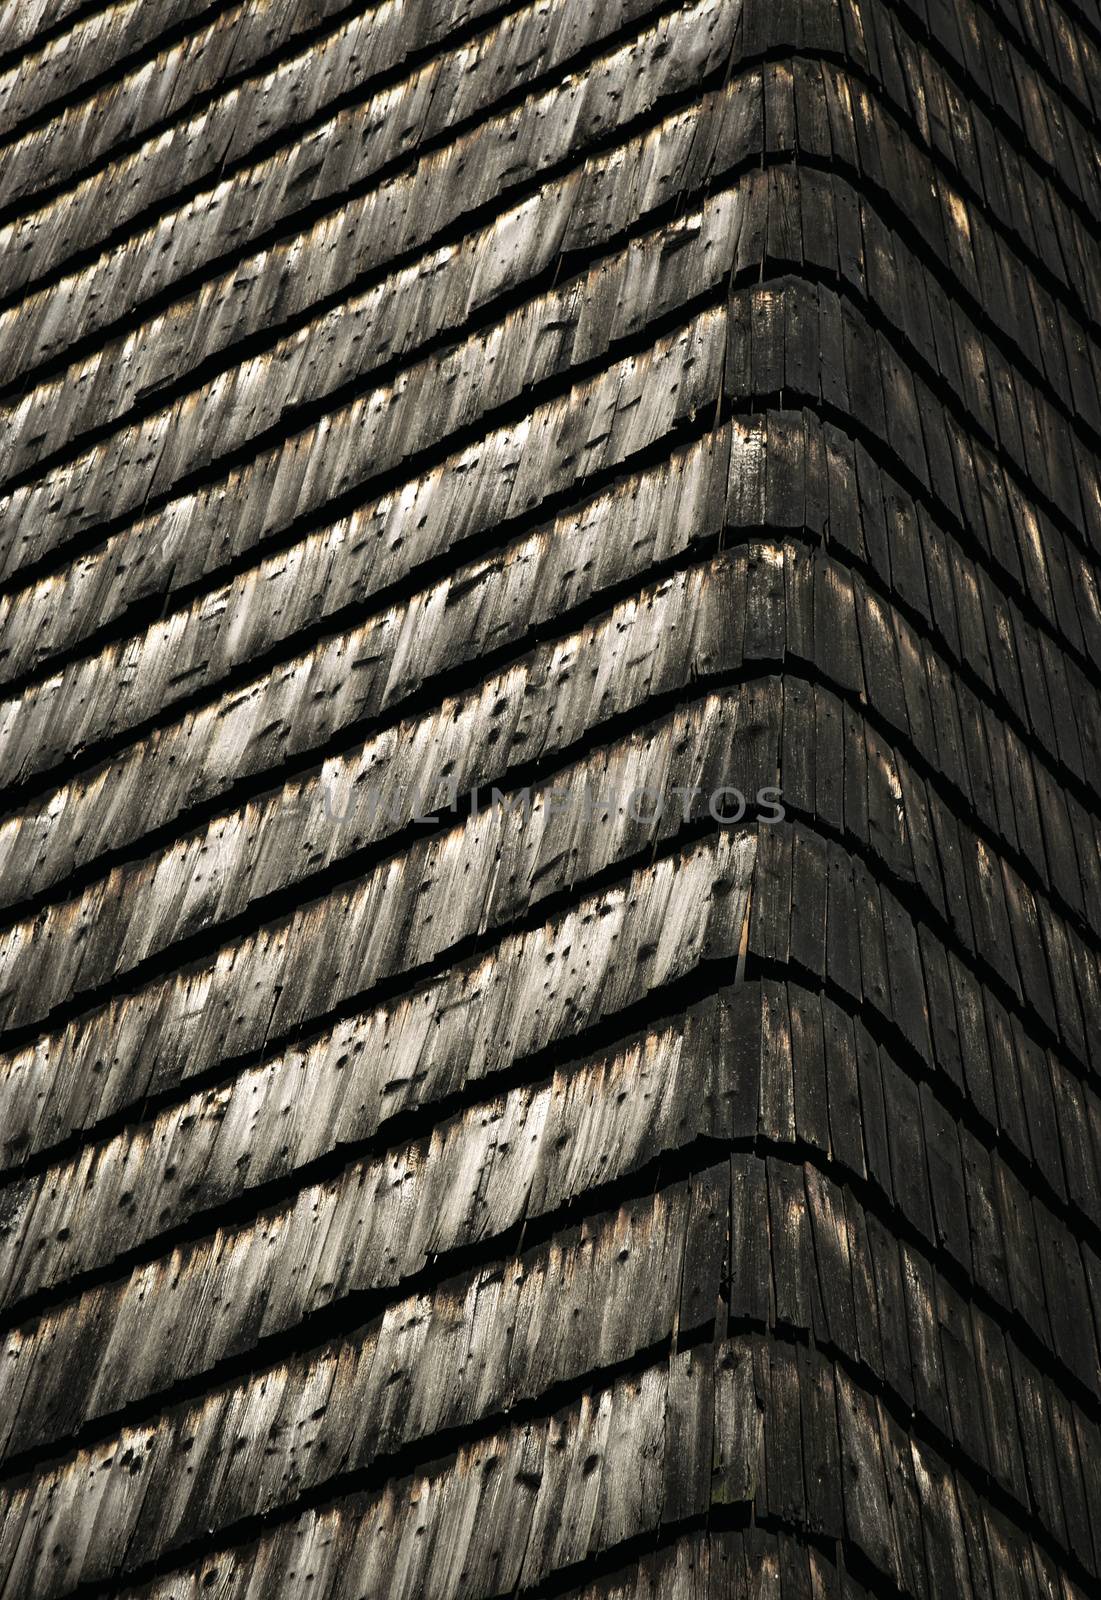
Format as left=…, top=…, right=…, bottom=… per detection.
left=0, top=0, right=1099, bottom=1595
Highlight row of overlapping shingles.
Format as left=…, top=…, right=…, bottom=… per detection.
left=0, top=0, right=1099, bottom=1595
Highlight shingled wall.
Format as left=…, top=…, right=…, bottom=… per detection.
left=0, top=0, right=1099, bottom=1595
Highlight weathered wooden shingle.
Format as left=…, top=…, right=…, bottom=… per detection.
left=0, top=0, right=1097, bottom=1595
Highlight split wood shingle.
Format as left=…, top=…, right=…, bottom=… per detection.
left=0, top=0, right=1097, bottom=1596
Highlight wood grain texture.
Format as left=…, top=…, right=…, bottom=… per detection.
left=0, top=0, right=1097, bottom=1596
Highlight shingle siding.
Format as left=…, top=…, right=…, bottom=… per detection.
left=0, top=1, right=1098, bottom=1595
